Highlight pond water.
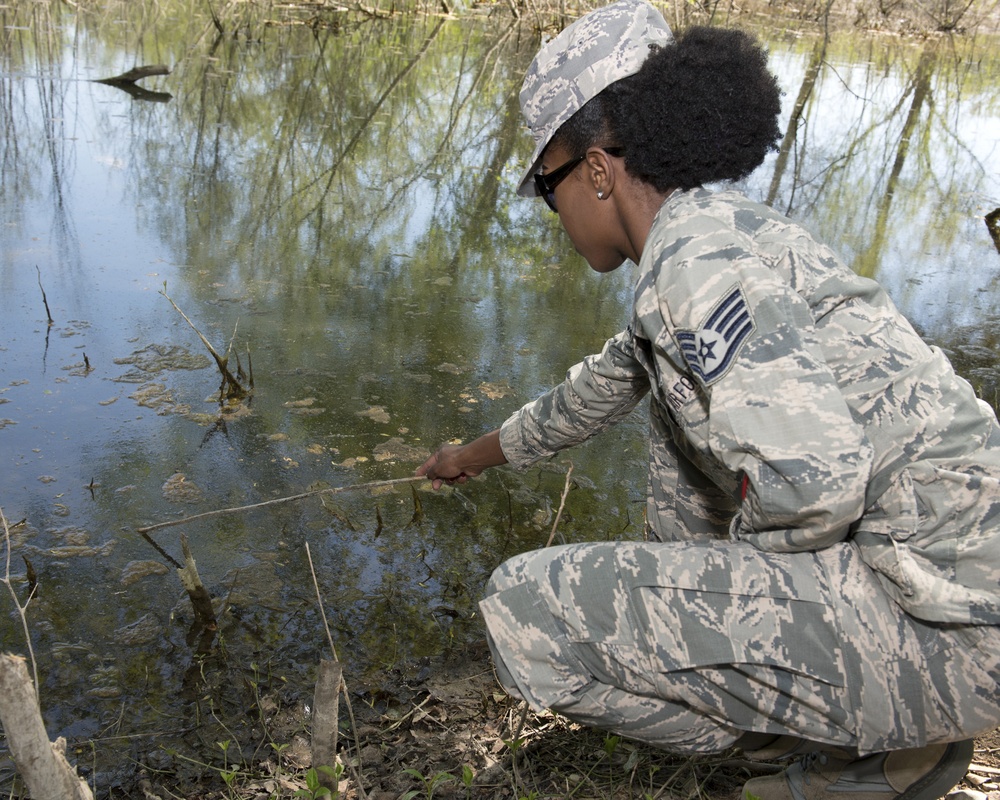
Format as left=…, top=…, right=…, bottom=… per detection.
left=1, top=1, right=999, bottom=792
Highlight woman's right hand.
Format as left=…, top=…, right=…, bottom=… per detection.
left=416, top=429, right=507, bottom=490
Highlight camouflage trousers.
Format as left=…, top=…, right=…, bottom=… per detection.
left=479, top=539, right=1000, bottom=755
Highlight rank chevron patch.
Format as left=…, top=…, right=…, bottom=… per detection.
left=676, top=284, right=755, bottom=385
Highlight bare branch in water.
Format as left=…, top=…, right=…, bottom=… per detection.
left=159, top=285, right=251, bottom=402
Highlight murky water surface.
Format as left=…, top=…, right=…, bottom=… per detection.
left=1, top=2, right=999, bottom=790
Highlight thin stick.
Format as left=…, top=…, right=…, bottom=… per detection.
left=305, top=543, right=339, bottom=662
left=138, top=530, right=182, bottom=569
left=2, top=506, right=39, bottom=700
left=135, top=475, right=427, bottom=534
left=36, top=267, right=53, bottom=326
left=509, top=702, right=530, bottom=793
left=545, top=462, right=574, bottom=548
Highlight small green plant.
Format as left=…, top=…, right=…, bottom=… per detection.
left=294, top=764, right=343, bottom=799
left=460, top=764, right=475, bottom=795
left=216, top=740, right=242, bottom=797
left=161, top=739, right=254, bottom=798
left=270, top=742, right=291, bottom=788
left=400, top=768, right=455, bottom=800
left=603, top=733, right=621, bottom=792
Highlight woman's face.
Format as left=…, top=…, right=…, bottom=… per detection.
left=539, top=142, right=628, bottom=274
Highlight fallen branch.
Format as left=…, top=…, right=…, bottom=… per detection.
left=95, top=64, right=170, bottom=84
left=0, top=654, right=95, bottom=800
left=136, top=475, right=427, bottom=534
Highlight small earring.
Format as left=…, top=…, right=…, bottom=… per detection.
left=597, top=191, right=604, bottom=200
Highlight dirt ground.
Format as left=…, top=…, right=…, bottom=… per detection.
left=968, top=729, right=1000, bottom=795
left=199, top=642, right=1000, bottom=800
left=225, top=644, right=772, bottom=800
left=344, top=655, right=1000, bottom=800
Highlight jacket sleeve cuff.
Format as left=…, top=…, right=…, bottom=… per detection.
left=498, top=408, right=546, bottom=471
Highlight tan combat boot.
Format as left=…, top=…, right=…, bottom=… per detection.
left=742, top=739, right=973, bottom=800
left=742, top=735, right=850, bottom=761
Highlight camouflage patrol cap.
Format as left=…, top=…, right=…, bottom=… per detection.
left=516, top=0, right=673, bottom=197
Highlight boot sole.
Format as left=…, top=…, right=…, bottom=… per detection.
left=897, top=739, right=974, bottom=800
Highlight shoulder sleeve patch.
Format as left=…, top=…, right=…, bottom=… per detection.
left=675, top=284, right=755, bottom=386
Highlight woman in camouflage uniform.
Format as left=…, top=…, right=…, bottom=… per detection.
left=417, top=2, right=1000, bottom=797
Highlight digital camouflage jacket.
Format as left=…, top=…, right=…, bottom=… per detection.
left=499, top=187, right=1000, bottom=624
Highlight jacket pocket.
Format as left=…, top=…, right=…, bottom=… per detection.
left=619, top=544, right=847, bottom=688
left=854, top=464, right=1000, bottom=623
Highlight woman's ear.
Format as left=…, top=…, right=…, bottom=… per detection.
left=585, top=147, right=617, bottom=199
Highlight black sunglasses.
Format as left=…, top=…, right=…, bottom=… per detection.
left=534, top=147, right=623, bottom=213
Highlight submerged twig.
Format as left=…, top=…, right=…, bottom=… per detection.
left=407, top=483, right=424, bottom=527
left=21, top=557, right=37, bottom=598
left=135, top=475, right=427, bottom=534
